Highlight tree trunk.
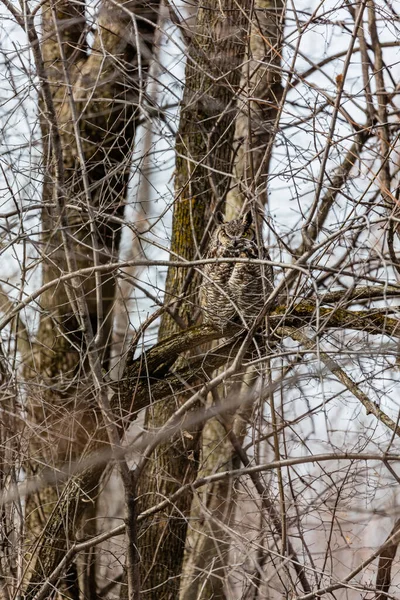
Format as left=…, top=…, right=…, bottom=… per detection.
left=137, top=2, right=252, bottom=598
left=181, top=2, right=285, bottom=596
left=22, top=0, right=160, bottom=592
left=180, top=417, right=238, bottom=600
left=226, top=0, right=284, bottom=217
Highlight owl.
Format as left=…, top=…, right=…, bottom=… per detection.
left=201, top=211, right=274, bottom=331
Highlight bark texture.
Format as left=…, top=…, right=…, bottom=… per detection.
left=376, top=519, right=400, bottom=600
left=23, top=0, right=160, bottom=592
left=226, top=0, right=284, bottom=217
left=136, top=2, right=252, bottom=598
left=181, top=2, right=285, bottom=596
left=180, top=417, right=238, bottom=600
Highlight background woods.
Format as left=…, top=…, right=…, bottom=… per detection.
left=1, top=0, right=400, bottom=599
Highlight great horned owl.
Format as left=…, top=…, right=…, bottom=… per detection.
left=201, top=211, right=274, bottom=331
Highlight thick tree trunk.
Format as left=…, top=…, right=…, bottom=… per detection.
left=226, top=0, right=284, bottom=217
left=22, top=0, right=160, bottom=592
left=182, top=2, right=285, bottom=596
left=180, top=418, right=238, bottom=600
left=136, top=2, right=252, bottom=598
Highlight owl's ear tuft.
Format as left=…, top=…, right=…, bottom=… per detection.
left=215, top=211, right=225, bottom=224
left=242, top=210, right=253, bottom=229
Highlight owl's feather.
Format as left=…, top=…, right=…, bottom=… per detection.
left=201, top=212, right=274, bottom=331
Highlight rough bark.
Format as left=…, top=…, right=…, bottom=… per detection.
left=159, top=0, right=253, bottom=339
left=226, top=0, right=284, bottom=217
left=22, top=0, right=160, bottom=592
left=179, top=418, right=238, bottom=600
left=136, top=2, right=252, bottom=597
left=375, top=519, right=400, bottom=600
left=182, top=3, right=285, bottom=595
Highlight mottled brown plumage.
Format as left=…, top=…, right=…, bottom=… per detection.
left=201, top=211, right=274, bottom=331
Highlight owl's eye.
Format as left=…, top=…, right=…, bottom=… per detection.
left=243, top=229, right=255, bottom=240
